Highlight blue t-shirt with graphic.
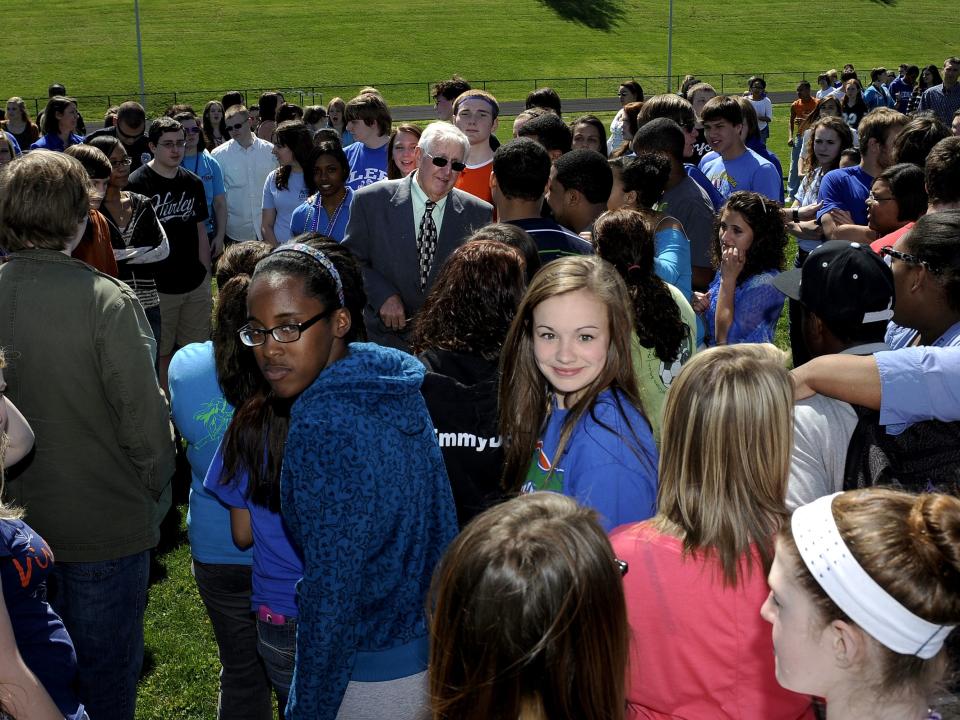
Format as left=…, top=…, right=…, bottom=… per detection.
left=521, top=389, right=658, bottom=531
left=698, top=148, right=781, bottom=202
left=168, top=341, right=251, bottom=566
left=344, top=141, right=388, bottom=191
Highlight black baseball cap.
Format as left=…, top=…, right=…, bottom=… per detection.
left=772, top=241, right=894, bottom=335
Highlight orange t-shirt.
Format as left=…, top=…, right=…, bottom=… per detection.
left=790, top=97, right=819, bottom=134
left=455, top=159, right=493, bottom=204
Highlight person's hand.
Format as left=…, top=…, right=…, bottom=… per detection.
left=719, top=245, right=746, bottom=282
left=692, top=290, right=711, bottom=314
left=827, top=208, right=854, bottom=227
left=798, top=202, right=822, bottom=221
left=211, top=235, right=225, bottom=260
left=379, top=294, right=406, bottom=331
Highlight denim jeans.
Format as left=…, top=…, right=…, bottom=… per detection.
left=47, top=550, right=150, bottom=720
left=789, top=249, right=812, bottom=367
left=257, top=616, right=297, bottom=718
left=192, top=560, right=273, bottom=720
left=787, top=135, right=804, bottom=199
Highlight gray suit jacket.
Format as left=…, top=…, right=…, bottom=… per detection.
left=342, top=173, right=493, bottom=349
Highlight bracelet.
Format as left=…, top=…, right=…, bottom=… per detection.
left=793, top=208, right=800, bottom=223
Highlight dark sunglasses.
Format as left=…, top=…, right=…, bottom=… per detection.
left=424, top=150, right=465, bottom=172
left=226, top=121, right=247, bottom=132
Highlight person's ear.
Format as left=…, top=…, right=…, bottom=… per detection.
left=332, top=308, right=352, bottom=339
left=828, top=619, right=868, bottom=669
left=625, top=189, right=639, bottom=208
left=491, top=117, right=500, bottom=135
left=489, top=170, right=498, bottom=191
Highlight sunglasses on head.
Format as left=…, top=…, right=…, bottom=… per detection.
left=424, top=150, right=466, bottom=172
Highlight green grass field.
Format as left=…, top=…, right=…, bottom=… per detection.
left=4, top=0, right=958, bottom=115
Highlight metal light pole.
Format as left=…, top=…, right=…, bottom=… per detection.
left=666, top=0, right=674, bottom=93
left=135, top=0, right=146, bottom=106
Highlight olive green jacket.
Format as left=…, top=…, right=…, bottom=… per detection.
left=0, top=249, right=174, bottom=562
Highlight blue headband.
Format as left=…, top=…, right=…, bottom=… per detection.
left=271, top=243, right=345, bottom=307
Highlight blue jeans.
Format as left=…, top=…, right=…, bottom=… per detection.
left=47, top=551, right=150, bottom=720
left=192, top=561, right=273, bottom=720
left=787, top=136, right=804, bottom=199
left=257, top=616, right=297, bottom=718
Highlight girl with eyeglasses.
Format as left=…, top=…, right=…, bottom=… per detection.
left=612, top=344, right=816, bottom=720
left=216, top=235, right=457, bottom=719
left=883, top=210, right=960, bottom=351
left=763, top=488, right=960, bottom=720
left=428, top=492, right=630, bottom=720
left=87, top=134, right=170, bottom=354
left=198, top=239, right=304, bottom=716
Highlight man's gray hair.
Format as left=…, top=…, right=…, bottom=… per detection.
left=418, top=122, right=470, bottom=161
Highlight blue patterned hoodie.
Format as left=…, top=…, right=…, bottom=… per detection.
left=281, top=342, right=458, bottom=720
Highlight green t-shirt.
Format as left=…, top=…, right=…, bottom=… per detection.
left=631, top=283, right=698, bottom=444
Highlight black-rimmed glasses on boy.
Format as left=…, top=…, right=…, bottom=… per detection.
left=238, top=308, right=333, bottom=347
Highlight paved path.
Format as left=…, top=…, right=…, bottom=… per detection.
left=390, top=91, right=800, bottom=121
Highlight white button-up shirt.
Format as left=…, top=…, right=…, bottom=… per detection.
left=212, top=137, right=277, bottom=241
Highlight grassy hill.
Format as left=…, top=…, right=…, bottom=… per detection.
left=5, top=0, right=958, bottom=114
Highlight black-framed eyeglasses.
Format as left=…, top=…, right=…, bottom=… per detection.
left=110, top=156, right=132, bottom=168
left=615, top=558, right=629, bottom=577
left=880, top=246, right=941, bottom=274
left=424, top=150, right=466, bottom=172
left=238, top=308, right=332, bottom=347
left=867, top=192, right=895, bottom=203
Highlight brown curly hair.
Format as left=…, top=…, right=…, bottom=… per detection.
left=711, top=192, right=787, bottom=285
left=410, top=240, right=526, bottom=362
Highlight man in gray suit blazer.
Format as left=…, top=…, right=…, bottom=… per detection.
left=343, top=122, right=493, bottom=349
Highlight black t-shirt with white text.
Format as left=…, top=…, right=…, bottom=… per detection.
left=126, top=164, right=208, bottom=294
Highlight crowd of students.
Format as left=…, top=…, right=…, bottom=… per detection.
left=1, top=58, right=960, bottom=720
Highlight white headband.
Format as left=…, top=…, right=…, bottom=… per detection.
left=791, top=493, right=955, bottom=659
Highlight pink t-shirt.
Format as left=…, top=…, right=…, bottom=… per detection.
left=610, top=521, right=815, bottom=720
